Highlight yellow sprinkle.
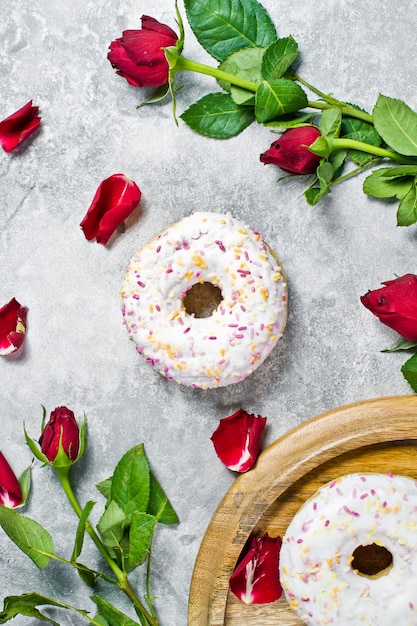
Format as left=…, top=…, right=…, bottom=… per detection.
left=192, top=254, right=207, bottom=268
left=185, top=270, right=194, bottom=280
left=149, top=304, right=154, bottom=313
left=170, top=310, right=179, bottom=320
left=237, top=228, right=247, bottom=235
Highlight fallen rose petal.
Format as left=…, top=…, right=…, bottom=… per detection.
left=0, top=298, right=28, bottom=356
left=360, top=273, right=417, bottom=341
left=230, top=533, right=282, bottom=604
left=210, top=409, right=267, bottom=472
left=0, top=451, right=23, bottom=508
left=0, top=101, right=41, bottom=152
left=80, top=173, right=141, bottom=244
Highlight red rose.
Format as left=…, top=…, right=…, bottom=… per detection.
left=39, top=406, right=80, bottom=463
left=0, top=101, right=41, bottom=152
left=229, top=533, right=282, bottom=604
left=360, top=274, right=417, bottom=341
left=260, top=126, right=322, bottom=175
left=108, top=15, right=178, bottom=88
left=0, top=298, right=28, bottom=356
left=80, top=173, right=141, bottom=244
left=0, top=452, right=23, bottom=508
left=210, top=409, right=266, bottom=473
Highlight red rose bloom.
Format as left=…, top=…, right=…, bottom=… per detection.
left=0, top=101, right=41, bottom=152
left=360, top=274, right=417, bottom=341
left=0, top=298, right=28, bottom=356
left=108, top=15, right=178, bottom=88
left=80, top=173, right=141, bottom=244
left=260, top=126, right=322, bottom=175
left=230, top=533, right=282, bottom=604
left=39, top=406, right=80, bottom=463
left=0, top=452, right=23, bottom=508
left=210, top=409, right=267, bottom=473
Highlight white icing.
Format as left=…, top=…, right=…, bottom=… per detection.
left=280, top=473, right=417, bottom=625
left=121, top=211, right=287, bottom=388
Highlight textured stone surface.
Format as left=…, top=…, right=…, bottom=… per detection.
left=0, top=0, right=416, bottom=624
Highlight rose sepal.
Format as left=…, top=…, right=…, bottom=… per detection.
left=14, top=463, right=33, bottom=508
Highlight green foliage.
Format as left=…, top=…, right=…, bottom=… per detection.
left=401, top=352, right=417, bottom=392
left=218, top=47, right=264, bottom=104
left=91, top=595, right=142, bottom=626
left=0, top=593, right=90, bottom=625
left=255, top=79, right=307, bottom=123
left=180, top=93, right=255, bottom=137
left=373, top=95, right=417, bottom=156
left=261, top=37, right=299, bottom=81
left=0, top=507, right=54, bottom=569
left=183, top=0, right=277, bottom=62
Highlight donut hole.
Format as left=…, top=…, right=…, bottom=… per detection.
left=351, top=543, right=393, bottom=577
left=182, top=282, right=223, bottom=318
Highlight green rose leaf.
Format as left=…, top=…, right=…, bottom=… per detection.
left=0, top=593, right=84, bottom=625
left=304, top=161, right=333, bottom=205
left=401, top=352, right=417, bottom=392
left=91, top=595, right=142, bottom=626
left=96, top=477, right=112, bottom=499
left=363, top=168, right=413, bottom=199
left=111, top=444, right=150, bottom=522
left=128, top=512, right=156, bottom=570
left=373, top=94, right=417, bottom=156
left=341, top=117, right=382, bottom=165
left=383, top=338, right=417, bottom=352
left=261, top=36, right=299, bottom=80
left=397, top=182, right=417, bottom=226
left=255, top=79, right=307, bottom=123
left=183, top=0, right=277, bottom=62
left=97, top=500, right=126, bottom=552
left=0, top=507, right=54, bottom=569
left=218, top=46, right=265, bottom=105
left=263, top=111, right=314, bottom=128
left=377, top=164, right=417, bottom=178
left=71, top=500, right=95, bottom=562
left=180, top=93, right=255, bottom=138
left=148, top=471, right=179, bottom=524
left=320, top=107, right=342, bottom=138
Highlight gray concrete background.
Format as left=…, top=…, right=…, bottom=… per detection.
left=1, top=0, right=416, bottom=624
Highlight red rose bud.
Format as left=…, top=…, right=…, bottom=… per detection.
left=0, top=452, right=23, bottom=508
left=260, top=126, right=322, bottom=175
left=360, top=274, right=417, bottom=341
left=210, top=409, right=267, bottom=473
left=108, top=15, right=178, bottom=88
left=0, top=100, right=41, bottom=152
left=0, top=298, right=28, bottom=356
left=39, top=406, right=80, bottom=463
left=230, top=533, right=282, bottom=604
left=80, top=173, right=141, bottom=244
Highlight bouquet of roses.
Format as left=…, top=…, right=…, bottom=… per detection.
left=106, top=0, right=417, bottom=227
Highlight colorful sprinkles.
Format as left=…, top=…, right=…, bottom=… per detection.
left=280, top=473, right=417, bottom=625
left=120, top=211, right=288, bottom=388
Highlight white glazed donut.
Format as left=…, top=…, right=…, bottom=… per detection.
left=121, top=211, right=287, bottom=388
left=280, top=472, right=417, bottom=625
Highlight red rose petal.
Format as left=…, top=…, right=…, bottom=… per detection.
left=230, top=533, right=282, bottom=604
left=210, top=409, right=267, bottom=472
left=0, top=298, right=28, bottom=356
left=0, top=101, right=41, bottom=152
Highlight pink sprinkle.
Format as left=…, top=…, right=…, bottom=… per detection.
left=409, top=602, right=414, bottom=610
left=215, top=240, right=226, bottom=252
left=297, top=538, right=303, bottom=544
left=235, top=334, right=244, bottom=339
left=132, top=294, right=140, bottom=300
left=336, top=487, right=343, bottom=495
left=155, top=304, right=161, bottom=312
left=325, top=520, right=330, bottom=527
left=388, top=471, right=393, bottom=478
left=240, top=305, right=246, bottom=312
left=382, top=501, right=387, bottom=508
left=183, top=327, right=190, bottom=334
left=137, top=280, right=145, bottom=288
left=209, top=336, right=217, bottom=340
left=360, top=476, right=367, bottom=482
left=360, top=493, right=369, bottom=500
left=313, top=502, right=317, bottom=510
left=238, top=326, right=247, bottom=331
left=156, top=245, right=161, bottom=253
left=371, top=489, right=376, bottom=496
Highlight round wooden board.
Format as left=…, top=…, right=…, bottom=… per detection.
left=188, top=395, right=417, bottom=625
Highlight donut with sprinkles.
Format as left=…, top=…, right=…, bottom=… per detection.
left=121, top=211, right=287, bottom=388
left=280, top=472, right=417, bottom=625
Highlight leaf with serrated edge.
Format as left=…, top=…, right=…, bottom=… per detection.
left=218, top=46, right=264, bottom=105
left=0, top=507, right=54, bottom=569
left=320, top=107, right=342, bottom=137
left=183, top=0, right=277, bottom=62
left=148, top=472, right=179, bottom=524
left=373, top=94, right=417, bottom=156
left=363, top=168, right=413, bottom=199
left=262, top=37, right=299, bottom=81
left=397, top=184, right=417, bottom=226
left=255, top=79, right=307, bottom=123
left=0, top=593, right=89, bottom=626
left=111, top=444, right=150, bottom=521
left=128, top=512, right=156, bottom=569
left=180, top=92, right=255, bottom=138
left=97, top=500, right=126, bottom=551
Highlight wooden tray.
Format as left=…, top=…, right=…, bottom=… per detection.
left=188, top=395, right=417, bottom=625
